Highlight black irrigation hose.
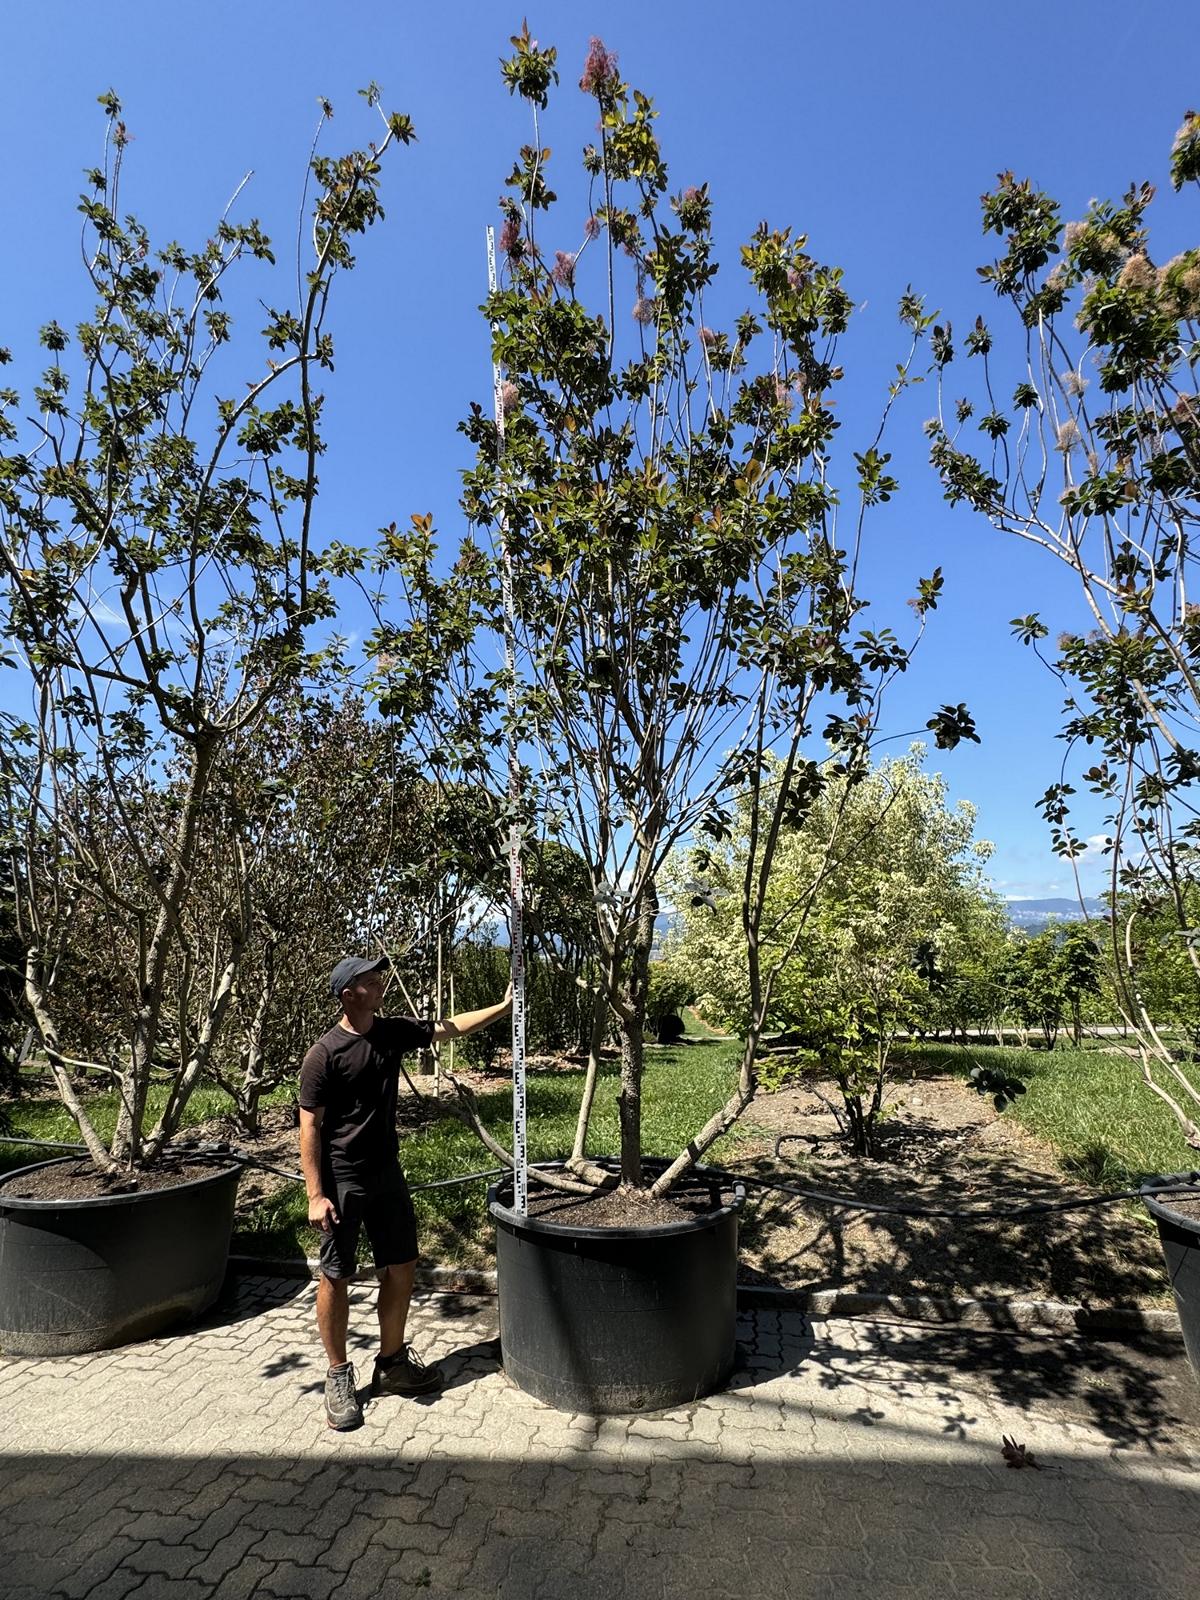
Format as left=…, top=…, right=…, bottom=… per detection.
left=0, top=1136, right=93, bottom=1152
left=411, top=1167, right=508, bottom=1194
left=4, top=1132, right=1199, bottom=1218
left=707, top=1160, right=1200, bottom=1220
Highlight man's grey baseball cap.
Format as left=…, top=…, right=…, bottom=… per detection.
left=329, top=955, right=389, bottom=998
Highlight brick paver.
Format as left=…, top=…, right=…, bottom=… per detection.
left=2, top=1275, right=1198, bottom=1598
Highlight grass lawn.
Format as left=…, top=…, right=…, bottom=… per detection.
left=892, top=1040, right=1198, bottom=1188
left=0, top=1079, right=296, bottom=1173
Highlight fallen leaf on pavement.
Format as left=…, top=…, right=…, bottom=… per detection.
left=1001, top=1435, right=1042, bottom=1470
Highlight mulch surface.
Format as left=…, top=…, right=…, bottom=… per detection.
left=524, top=1177, right=735, bottom=1230
left=0, top=1156, right=229, bottom=1201
left=1152, top=1190, right=1200, bottom=1223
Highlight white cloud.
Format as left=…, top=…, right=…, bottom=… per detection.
left=1078, top=833, right=1112, bottom=861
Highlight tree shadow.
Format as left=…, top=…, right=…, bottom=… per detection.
left=723, top=1306, right=1199, bottom=1455
left=733, top=1115, right=1170, bottom=1310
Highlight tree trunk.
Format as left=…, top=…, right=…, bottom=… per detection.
left=571, top=989, right=609, bottom=1162
left=143, top=947, right=241, bottom=1160
left=846, top=1095, right=867, bottom=1157
left=24, top=954, right=117, bottom=1173
left=617, top=880, right=657, bottom=1188
left=617, top=1025, right=643, bottom=1188
left=575, top=951, right=594, bottom=1056
left=236, top=939, right=276, bottom=1136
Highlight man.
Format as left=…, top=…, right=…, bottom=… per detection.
left=299, top=954, right=511, bottom=1431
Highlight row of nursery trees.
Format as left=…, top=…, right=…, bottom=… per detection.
left=2, top=37, right=1199, bottom=1184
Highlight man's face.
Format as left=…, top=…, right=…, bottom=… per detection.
left=344, top=968, right=387, bottom=1011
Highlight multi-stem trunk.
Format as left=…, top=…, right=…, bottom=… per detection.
left=23, top=958, right=117, bottom=1172
left=111, top=733, right=219, bottom=1166
left=235, top=968, right=274, bottom=1136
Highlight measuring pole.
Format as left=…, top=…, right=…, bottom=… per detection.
left=488, top=225, right=528, bottom=1215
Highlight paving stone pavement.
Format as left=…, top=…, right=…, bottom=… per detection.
left=3, top=1275, right=1200, bottom=1600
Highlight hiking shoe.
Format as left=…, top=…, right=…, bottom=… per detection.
left=324, top=1362, right=363, bottom=1430
left=372, top=1344, right=444, bottom=1397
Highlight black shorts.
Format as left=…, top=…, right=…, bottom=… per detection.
left=318, top=1163, right=418, bottom=1280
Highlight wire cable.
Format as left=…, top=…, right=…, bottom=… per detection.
left=3, top=1134, right=1198, bottom=1216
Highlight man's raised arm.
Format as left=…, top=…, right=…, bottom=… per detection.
left=431, top=985, right=512, bottom=1043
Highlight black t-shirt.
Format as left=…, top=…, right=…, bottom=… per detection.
left=299, top=1015, right=435, bottom=1176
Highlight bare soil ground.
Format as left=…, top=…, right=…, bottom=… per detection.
left=731, top=1072, right=1173, bottom=1306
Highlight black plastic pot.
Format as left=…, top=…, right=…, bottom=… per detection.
left=488, top=1160, right=745, bottom=1414
left=0, top=1156, right=241, bottom=1356
left=1143, top=1175, right=1200, bottom=1384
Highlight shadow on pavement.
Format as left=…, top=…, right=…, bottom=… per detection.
left=727, top=1311, right=1200, bottom=1456
left=248, top=1286, right=503, bottom=1405
left=3, top=1276, right=1199, bottom=1600
left=1, top=1436, right=1196, bottom=1600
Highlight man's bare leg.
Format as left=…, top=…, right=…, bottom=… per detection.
left=377, top=1260, right=416, bottom=1360
left=317, top=1274, right=351, bottom=1367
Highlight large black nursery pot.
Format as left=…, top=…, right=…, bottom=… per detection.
left=1143, top=1175, right=1200, bottom=1385
left=0, top=1156, right=242, bottom=1356
left=488, top=1159, right=745, bottom=1414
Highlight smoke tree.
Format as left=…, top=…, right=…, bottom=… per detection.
left=458, top=30, right=975, bottom=1192
left=928, top=109, right=1200, bottom=1145
left=0, top=92, right=415, bottom=1171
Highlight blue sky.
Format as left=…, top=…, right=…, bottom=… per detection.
left=2, top=1, right=1195, bottom=900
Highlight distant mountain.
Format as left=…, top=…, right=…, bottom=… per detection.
left=1005, top=895, right=1104, bottom=930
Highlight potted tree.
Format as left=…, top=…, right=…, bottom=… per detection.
left=0, top=90, right=416, bottom=1354
left=446, top=29, right=976, bottom=1411
left=927, top=110, right=1200, bottom=1379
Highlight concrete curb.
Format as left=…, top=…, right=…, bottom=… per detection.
left=226, top=1255, right=1180, bottom=1334
left=735, top=1283, right=1182, bottom=1334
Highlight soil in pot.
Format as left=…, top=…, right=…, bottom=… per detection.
left=0, top=1157, right=226, bottom=1201
left=1159, top=1192, right=1200, bottom=1224
left=524, top=1177, right=735, bottom=1229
